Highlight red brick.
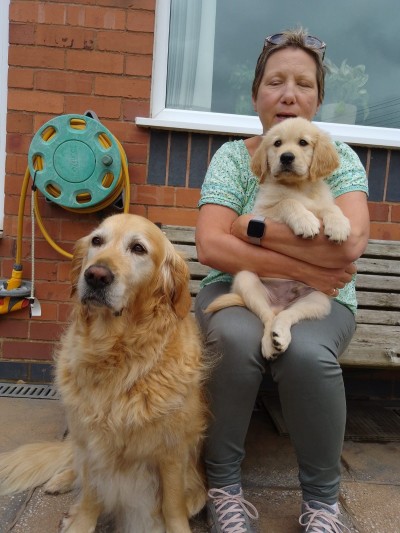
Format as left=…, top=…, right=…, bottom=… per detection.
left=7, top=112, right=34, bottom=134
left=123, top=142, right=148, bottom=165
left=34, top=281, right=71, bottom=302
left=122, top=99, right=150, bottom=121
left=370, top=222, right=400, bottom=241
left=147, top=207, right=199, bottom=227
left=97, top=31, right=153, bottom=54
left=66, top=50, right=124, bottom=74
left=58, top=303, right=74, bottom=323
left=30, top=322, right=65, bottom=341
left=0, top=319, right=29, bottom=339
left=126, top=10, right=155, bottom=32
left=35, top=25, right=96, bottom=50
left=8, top=67, right=35, bottom=89
left=32, top=261, right=58, bottom=282
left=9, top=23, right=35, bottom=45
left=8, top=46, right=65, bottom=69
left=6, top=154, right=29, bottom=175
left=35, top=70, right=93, bottom=95
left=84, top=6, right=126, bottom=30
left=8, top=89, right=64, bottom=114
left=367, top=202, right=390, bottom=222
left=133, top=185, right=175, bottom=206
left=102, top=121, right=149, bottom=144
left=64, top=95, right=122, bottom=119
left=37, top=302, right=58, bottom=322
left=125, top=55, right=152, bottom=77
left=391, top=205, right=400, bottom=223
left=6, top=133, right=32, bottom=155
left=95, top=76, right=150, bottom=99
left=9, top=2, right=39, bottom=23
left=37, top=3, right=67, bottom=25
left=2, top=340, right=54, bottom=360
left=175, top=188, right=201, bottom=208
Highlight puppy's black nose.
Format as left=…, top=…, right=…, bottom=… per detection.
left=280, top=152, right=295, bottom=165
left=84, top=265, right=114, bottom=289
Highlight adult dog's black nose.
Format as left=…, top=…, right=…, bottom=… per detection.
left=280, top=152, right=295, bottom=165
left=84, top=265, right=114, bottom=289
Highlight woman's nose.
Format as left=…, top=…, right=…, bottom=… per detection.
left=280, top=83, right=296, bottom=104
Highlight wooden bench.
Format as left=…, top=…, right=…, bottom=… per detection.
left=162, top=225, right=400, bottom=368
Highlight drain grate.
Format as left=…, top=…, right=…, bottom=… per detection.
left=0, top=382, right=59, bottom=400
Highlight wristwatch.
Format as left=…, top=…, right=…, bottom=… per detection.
left=247, top=216, right=266, bottom=245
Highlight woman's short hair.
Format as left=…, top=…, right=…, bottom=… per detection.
left=252, top=28, right=326, bottom=104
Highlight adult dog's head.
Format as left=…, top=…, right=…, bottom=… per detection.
left=251, top=117, right=339, bottom=186
left=70, top=214, right=191, bottom=319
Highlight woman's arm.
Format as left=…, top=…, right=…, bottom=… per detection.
left=230, top=191, right=370, bottom=268
left=196, top=203, right=358, bottom=295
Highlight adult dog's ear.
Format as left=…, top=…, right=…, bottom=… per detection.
left=310, top=132, right=340, bottom=181
left=160, top=245, right=192, bottom=319
left=251, top=141, right=269, bottom=183
left=70, top=237, right=87, bottom=296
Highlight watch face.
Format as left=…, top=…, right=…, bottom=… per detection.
left=247, top=219, right=265, bottom=238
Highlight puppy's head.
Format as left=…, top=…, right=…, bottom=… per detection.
left=71, top=214, right=191, bottom=319
left=251, top=117, right=339, bottom=185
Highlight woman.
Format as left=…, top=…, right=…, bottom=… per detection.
left=195, top=29, right=369, bottom=533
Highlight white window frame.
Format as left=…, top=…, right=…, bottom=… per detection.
left=0, top=1, right=10, bottom=233
left=136, top=0, right=400, bottom=149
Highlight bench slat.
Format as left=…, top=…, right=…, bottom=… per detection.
left=341, top=324, right=400, bottom=367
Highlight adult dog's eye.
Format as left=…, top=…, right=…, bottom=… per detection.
left=274, top=140, right=282, bottom=147
left=129, top=243, right=147, bottom=255
left=91, top=236, right=103, bottom=247
left=299, top=139, right=308, bottom=147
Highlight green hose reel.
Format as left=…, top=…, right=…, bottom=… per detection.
left=28, top=114, right=122, bottom=210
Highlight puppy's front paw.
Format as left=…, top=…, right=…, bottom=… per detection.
left=324, top=215, right=351, bottom=243
left=261, top=333, right=279, bottom=360
left=271, top=320, right=292, bottom=354
left=292, top=212, right=320, bottom=239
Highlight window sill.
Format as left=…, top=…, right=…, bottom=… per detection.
left=136, top=109, right=400, bottom=148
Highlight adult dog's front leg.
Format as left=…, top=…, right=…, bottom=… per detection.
left=59, top=463, right=102, bottom=533
left=233, top=272, right=276, bottom=359
left=159, top=455, right=191, bottom=533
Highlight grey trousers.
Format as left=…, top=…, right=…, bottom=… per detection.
left=195, top=281, right=356, bottom=505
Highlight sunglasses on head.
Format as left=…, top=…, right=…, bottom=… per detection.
left=264, top=33, right=326, bottom=59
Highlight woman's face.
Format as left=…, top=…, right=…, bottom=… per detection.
left=253, top=47, right=320, bottom=133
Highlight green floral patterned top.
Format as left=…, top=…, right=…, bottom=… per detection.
left=198, top=139, right=369, bottom=314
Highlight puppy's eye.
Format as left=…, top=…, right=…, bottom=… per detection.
left=129, top=242, right=147, bottom=255
left=91, top=236, right=103, bottom=247
left=299, top=139, right=309, bottom=147
left=274, top=140, right=282, bottom=147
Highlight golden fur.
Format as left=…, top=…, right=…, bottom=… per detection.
left=206, top=117, right=351, bottom=360
left=0, top=214, right=207, bottom=533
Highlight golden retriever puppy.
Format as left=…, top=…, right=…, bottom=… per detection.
left=0, top=214, right=207, bottom=533
left=206, top=117, right=350, bottom=360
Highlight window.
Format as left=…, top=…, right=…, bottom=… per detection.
left=136, top=0, right=400, bottom=148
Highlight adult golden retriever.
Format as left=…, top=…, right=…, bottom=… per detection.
left=206, top=117, right=351, bottom=360
left=0, top=214, right=207, bottom=533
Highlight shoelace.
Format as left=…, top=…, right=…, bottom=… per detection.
left=208, top=487, right=259, bottom=533
left=299, top=501, right=350, bottom=533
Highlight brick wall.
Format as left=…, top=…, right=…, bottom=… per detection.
left=0, top=0, right=399, bottom=381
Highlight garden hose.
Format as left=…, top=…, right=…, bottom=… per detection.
left=0, top=113, right=131, bottom=314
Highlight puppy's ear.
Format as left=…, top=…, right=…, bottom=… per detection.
left=160, top=245, right=191, bottom=318
left=251, top=141, right=269, bottom=183
left=309, top=132, right=340, bottom=181
left=70, top=237, right=87, bottom=296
